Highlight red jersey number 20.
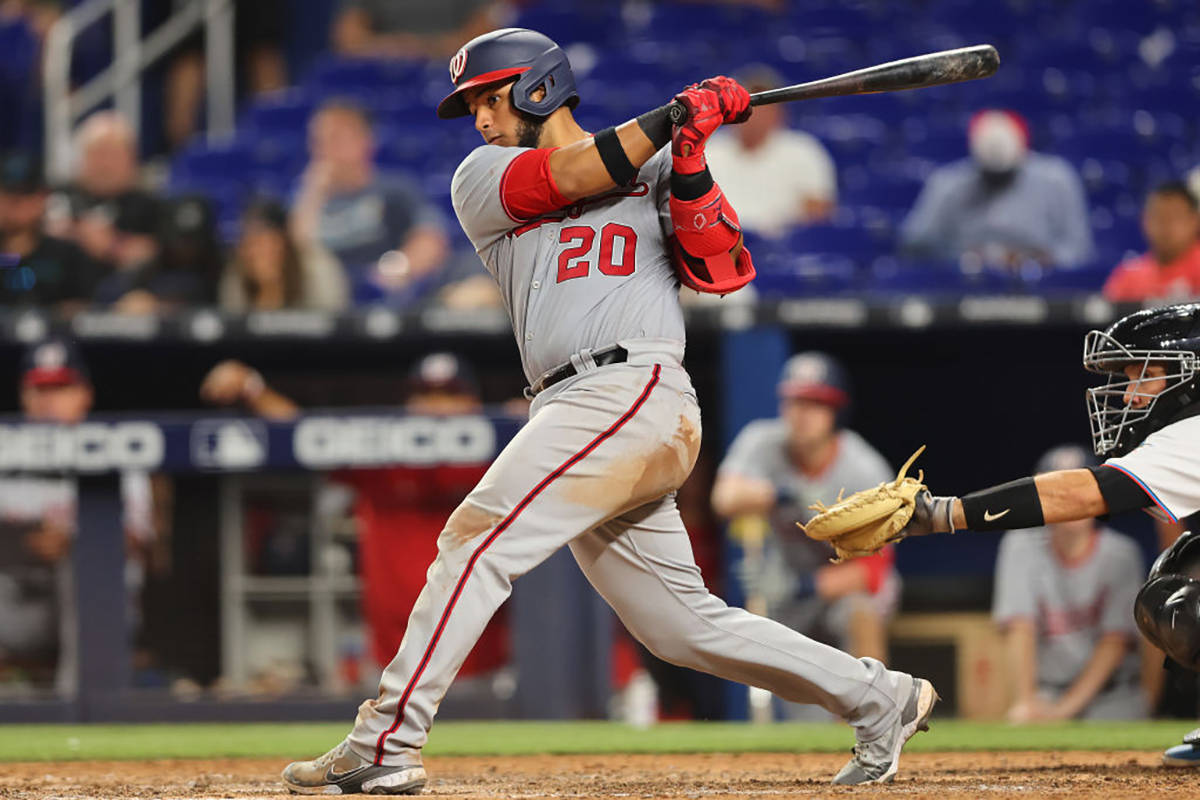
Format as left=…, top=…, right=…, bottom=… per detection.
left=557, top=223, right=638, bottom=283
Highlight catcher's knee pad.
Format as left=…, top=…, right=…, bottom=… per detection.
left=1135, top=573, right=1200, bottom=672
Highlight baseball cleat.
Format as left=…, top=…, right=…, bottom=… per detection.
left=831, top=677, right=939, bottom=786
left=1164, top=727, right=1200, bottom=767
left=282, top=740, right=426, bottom=795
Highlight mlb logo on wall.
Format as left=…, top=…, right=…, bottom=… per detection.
left=191, top=419, right=268, bottom=470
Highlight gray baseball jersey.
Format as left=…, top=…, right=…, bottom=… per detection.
left=450, top=145, right=686, bottom=383
left=993, top=527, right=1145, bottom=718
left=1105, top=415, right=1200, bottom=524
left=345, top=141, right=919, bottom=768
left=719, top=421, right=894, bottom=575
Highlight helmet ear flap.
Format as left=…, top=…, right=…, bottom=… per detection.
left=511, top=48, right=579, bottom=117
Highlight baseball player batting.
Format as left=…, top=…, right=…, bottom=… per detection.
left=805, top=303, right=1200, bottom=763
left=282, top=27, right=937, bottom=794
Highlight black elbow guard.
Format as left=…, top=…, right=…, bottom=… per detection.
left=1089, top=465, right=1154, bottom=516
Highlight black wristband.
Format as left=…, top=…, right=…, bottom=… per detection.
left=1090, top=464, right=1155, bottom=515
left=961, top=476, right=1045, bottom=531
left=594, top=127, right=638, bottom=186
left=637, top=105, right=673, bottom=150
left=670, top=167, right=714, bottom=201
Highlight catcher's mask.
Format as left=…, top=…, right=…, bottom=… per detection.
left=1083, top=304, right=1200, bottom=457
left=437, top=28, right=579, bottom=120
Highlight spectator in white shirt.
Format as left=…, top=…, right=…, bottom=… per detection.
left=704, top=65, right=837, bottom=238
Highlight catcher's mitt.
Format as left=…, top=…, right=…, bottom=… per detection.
left=798, top=446, right=928, bottom=562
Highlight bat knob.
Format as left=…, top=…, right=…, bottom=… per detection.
left=667, top=101, right=687, bottom=125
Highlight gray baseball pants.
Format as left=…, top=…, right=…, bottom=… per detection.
left=347, top=339, right=913, bottom=766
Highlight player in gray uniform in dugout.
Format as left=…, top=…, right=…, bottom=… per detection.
left=992, top=445, right=1146, bottom=723
left=283, top=27, right=937, bottom=795
left=713, top=352, right=901, bottom=700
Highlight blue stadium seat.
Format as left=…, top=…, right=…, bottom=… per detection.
left=1023, top=263, right=1112, bottom=293
left=1060, top=130, right=1150, bottom=163
left=786, top=225, right=888, bottom=266
left=512, top=2, right=622, bottom=47
left=902, top=131, right=966, bottom=162
left=753, top=253, right=859, bottom=298
left=869, top=260, right=1014, bottom=295
left=0, top=17, right=36, bottom=77
left=307, top=57, right=424, bottom=100
left=243, top=88, right=315, bottom=136
left=1091, top=211, right=1143, bottom=257
left=172, top=141, right=256, bottom=186
left=840, top=179, right=922, bottom=210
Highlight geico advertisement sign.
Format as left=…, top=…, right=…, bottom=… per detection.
left=294, top=415, right=496, bottom=467
left=0, top=423, right=164, bottom=471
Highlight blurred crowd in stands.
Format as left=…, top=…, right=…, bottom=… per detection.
left=2, top=0, right=1199, bottom=314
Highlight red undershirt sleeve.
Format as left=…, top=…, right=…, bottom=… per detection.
left=498, top=148, right=573, bottom=222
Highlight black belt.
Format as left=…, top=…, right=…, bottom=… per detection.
left=528, top=345, right=629, bottom=397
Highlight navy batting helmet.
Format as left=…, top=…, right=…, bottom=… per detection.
left=437, top=28, right=579, bottom=120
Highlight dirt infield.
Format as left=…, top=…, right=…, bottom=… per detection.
left=1, top=752, right=1194, bottom=799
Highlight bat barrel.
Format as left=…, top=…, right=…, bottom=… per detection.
left=666, top=45, right=999, bottom=123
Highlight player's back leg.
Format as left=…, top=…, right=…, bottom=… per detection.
left=569, top=493, right=936, bottom=783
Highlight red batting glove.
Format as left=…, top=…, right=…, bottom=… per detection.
left=671, top=77, right=752, bottom=174
left=671, top=83, right=724, bottom=174
left=701, top=76, right=752, bottom=124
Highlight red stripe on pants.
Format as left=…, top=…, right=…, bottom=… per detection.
left=373, top=365, right=663, bottom=763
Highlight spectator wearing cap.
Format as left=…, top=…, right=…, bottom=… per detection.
left=92, top=194, right=222, bottom=312
left=333, top=0, right=503, bottom=59
left=703, top=65, right=837, bottom=237
left=154, top=195, right=222, bottom=307
left=0, top=151, right=102, bottom=311
left=0, top=339, right=156, bottom=693
left=992, top=444, right=1146, bottom=722
left=900, top=109, right=1094, bottom=269
left=199, top=353, right=509, bottom=679
left=290, top=100, right=449, bottom=307
left=1103, top=182, right=1200, bottom=303
left=219, top=199, right=348, bottom=313
left=711, top=352, right=899, bottom=718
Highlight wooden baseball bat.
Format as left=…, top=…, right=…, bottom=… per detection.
left=667, top=44, right=1000, bottom=124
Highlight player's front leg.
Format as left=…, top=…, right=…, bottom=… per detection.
left=284, top=364, right=685, bottom=793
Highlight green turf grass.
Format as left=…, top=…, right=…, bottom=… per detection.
left=0, top=720, right=1195, bottom=762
